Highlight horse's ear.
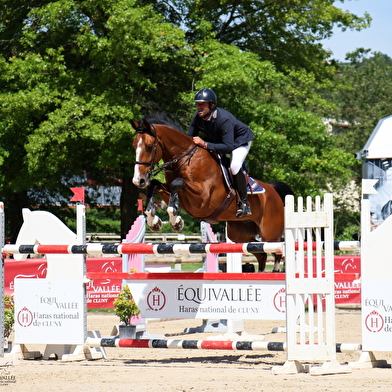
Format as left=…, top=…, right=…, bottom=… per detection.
left=130, top=120, right=139, bottom=130
left=142, top=118, right=155, bottom=136
left=142, top=118, right=150, bottom=128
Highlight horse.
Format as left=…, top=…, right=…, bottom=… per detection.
left=131, top=113, right=294, bottom=272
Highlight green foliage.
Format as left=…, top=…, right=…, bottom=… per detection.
left=334, top=215, right=360, bottom=242
left=180, top=39, right=356, bottom=197
left=148, top=0, right=371, bottom=79
left=4, top=295, right=14, bottom=339
left=0, top=0, right=191, bottom=238
left=113, top=285, right=140, bottom=325
left=332, top=52, right=392, bottom=164
left=320, top=180, right=361, bottom=240
left=85, top=208, right=121, bottom=234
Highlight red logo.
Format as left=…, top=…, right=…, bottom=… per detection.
left=17, top=307, right=34, bottom=327
left=273, top=288, right=286, bottom=313
left=37, top=263, right=47, bottom=278
left=365, top=310, right=384, bottom=333
left=146, top=287, right=166, bottom=311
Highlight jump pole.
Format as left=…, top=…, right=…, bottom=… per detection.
left=3, top=240, right=359, bottom=256
left=85, top=337, right=361, bottom=354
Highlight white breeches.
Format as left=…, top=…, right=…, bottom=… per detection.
left=230, top=141, right=252, bottom=175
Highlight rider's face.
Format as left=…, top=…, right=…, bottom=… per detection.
left=196, top=102, right=212, bottom=119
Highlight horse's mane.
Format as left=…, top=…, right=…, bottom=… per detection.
left=142, top=112, right=185, bottom=133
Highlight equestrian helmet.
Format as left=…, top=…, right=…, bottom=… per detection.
left=194, top=88, right=217, bottom=104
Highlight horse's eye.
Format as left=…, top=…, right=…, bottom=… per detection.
left=146, top=144, right=153, bottom=153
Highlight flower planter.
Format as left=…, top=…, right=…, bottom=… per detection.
left=3, top=338, right=12, bottom=353
left=118, top=324, right=137, bottom=339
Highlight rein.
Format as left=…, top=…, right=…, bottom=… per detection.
left=153, top=145, right=198, bottom=176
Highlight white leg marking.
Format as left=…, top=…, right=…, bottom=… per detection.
left=132, top=139, right=143, bottom=186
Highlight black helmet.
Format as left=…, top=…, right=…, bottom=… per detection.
left=194, top=88, right=217, bottom=104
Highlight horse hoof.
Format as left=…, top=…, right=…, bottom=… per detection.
left=172, top=223, right=184, bottom=233
left=150, top=223, right=163, bottom=232
left=148, top=217, right=163, bottom=232
left=171, top=218, right=184, bottom=233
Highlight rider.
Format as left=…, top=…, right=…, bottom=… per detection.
left=188, top=88, right=255, bottom=218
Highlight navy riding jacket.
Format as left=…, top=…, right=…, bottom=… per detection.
left=187, top=107, right=255, bottom=154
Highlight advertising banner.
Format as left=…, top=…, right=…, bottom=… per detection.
left=128, top=277, right=286, bottom=320
left=334, top=256, right=361, bottom=305
left=5, top=258, right=123, bottom=309
left=5, top=256, right=362, bottom=309
left=14, top=279, right=85, bottom=345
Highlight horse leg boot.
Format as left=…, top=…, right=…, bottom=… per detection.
left=145, top=180, right=163, bottom=232
left=233, top=171, right=252, bottom=218
left=167, top=178, right=185, bottom=232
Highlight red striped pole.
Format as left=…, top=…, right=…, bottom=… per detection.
left=2, top=240, right=359, bottom=256
left=85, top=337, right=361, bottom=353
left=3, top=242, right=283, bottom=255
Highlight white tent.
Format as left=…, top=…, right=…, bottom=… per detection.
left=358, top=115, right=392, bottom=159
left=357, top=115, right=392, bottom=221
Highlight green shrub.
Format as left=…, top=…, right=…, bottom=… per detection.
left=113, top=285, right=140, bottom=325
left=4, top=295, right=14, bottom=338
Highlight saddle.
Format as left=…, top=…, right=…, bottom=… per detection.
left=202, top=155, right=265, bottom=224
left=218, top=155, right=265, bottom=195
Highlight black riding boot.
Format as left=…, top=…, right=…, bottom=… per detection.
left=233, top=171, right=252, bottom=218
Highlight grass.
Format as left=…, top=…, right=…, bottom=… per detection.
left=168, top=261, right=277, bottom=272
left=88, top=308, right=114, bottom=313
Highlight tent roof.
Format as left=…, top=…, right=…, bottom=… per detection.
left=358, top=115, right=392, bottom=159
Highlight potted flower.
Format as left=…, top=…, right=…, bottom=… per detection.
left=4, top=295, right=14, bottom=352
left=113, top=285, right=140, bottom=339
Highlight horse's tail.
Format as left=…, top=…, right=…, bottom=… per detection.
left=269, top=181, right=295, bottom=205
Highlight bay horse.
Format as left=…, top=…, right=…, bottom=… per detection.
left=131, top=114, right=294, bottom=272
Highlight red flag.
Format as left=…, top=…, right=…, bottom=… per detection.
left=70, top=187, right=85, bottom=204
left=137, top=199, right=144, bottom=213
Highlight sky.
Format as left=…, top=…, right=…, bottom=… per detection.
left=321, top=0, right=392, bottom=62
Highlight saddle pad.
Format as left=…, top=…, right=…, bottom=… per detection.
left=247, top=176, right=265, bottom=194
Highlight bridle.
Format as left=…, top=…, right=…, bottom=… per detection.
left=135, top=124, right=198, bottom=180
left=134, top=124, right=159, bottom=180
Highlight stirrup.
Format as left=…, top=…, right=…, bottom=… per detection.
left=236, top=201, right=252, bottom=218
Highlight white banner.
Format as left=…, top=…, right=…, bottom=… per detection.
left=127, top=279, right=286, bottom=320
left=362, top=280, right=392, bottom=351
left=14, top=279, right=85, bottom=345
left=361, top=210, right=392, bottom=351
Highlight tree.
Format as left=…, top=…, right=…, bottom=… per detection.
left=0, top=0, right=190, bottom=239
left=144, top=0, right=371, bottom=80
left=179, top=40, right=356, bottom=197
left=332, top=51, right=392, bottom=160
left=318, top=51, right=392, bottom=238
